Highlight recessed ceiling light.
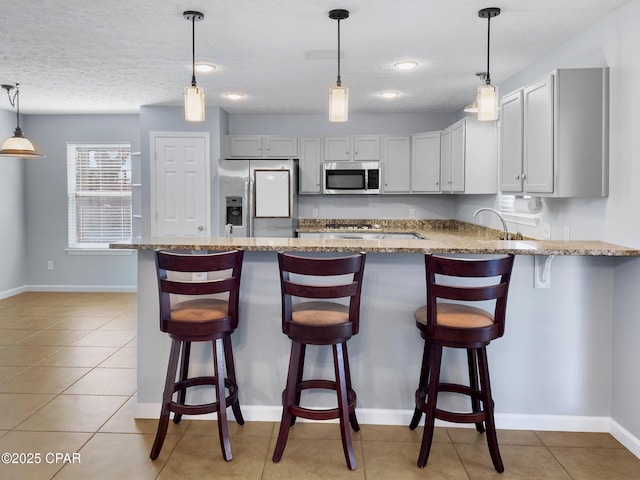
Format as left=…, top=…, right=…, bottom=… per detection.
left=394, top=61, right=418, bottom=71
left=224, top=92, right=245, bottom=100
left=194, top=63, right=216, bottom=73
left=380, top=91, right=400, bottom=98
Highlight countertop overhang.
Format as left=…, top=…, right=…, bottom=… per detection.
left=110, top=236, right=639, bottom=256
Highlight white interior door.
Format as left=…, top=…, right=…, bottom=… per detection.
left=151, top=132, right=210, bottom=237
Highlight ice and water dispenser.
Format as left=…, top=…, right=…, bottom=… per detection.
left=225, top=196, right=243, bottom=226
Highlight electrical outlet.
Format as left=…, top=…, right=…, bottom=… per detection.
left=312, top=208, right=318, bottom=218
left=542, top=223, right=551, bottom=240
left=47, top=261, right=53, bottom=270
left=409, top=208, right=415, bottom=219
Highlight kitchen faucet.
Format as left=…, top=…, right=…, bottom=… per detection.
left=473, top=208, right=509, bottom=240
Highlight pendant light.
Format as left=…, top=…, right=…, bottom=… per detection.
left=328, top=9, right=349, bottom=123
left=476, top=7, right=501, bottom=121
left=183, top=10, right=205, bottom=122
left=0, top=83, right=44, bottom=158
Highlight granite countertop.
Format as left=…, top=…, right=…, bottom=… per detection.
left=110, top=219, right=640, bottom=256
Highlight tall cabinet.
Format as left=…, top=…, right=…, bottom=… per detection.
left=499, top=68, right=609, bottom=197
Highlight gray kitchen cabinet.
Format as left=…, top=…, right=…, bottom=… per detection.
left=381, top=135, right=411, bottom=193
left=323, top=135, right=380, bottom=161
left=411, top=131, right=441, bottom=193
left=499, top=68, right=609, bottom=197
left=440, top=118, right=497, bottom=194
left=298, top=137, right=323, bottom=194
left=226, top=135, right=298, bottom=158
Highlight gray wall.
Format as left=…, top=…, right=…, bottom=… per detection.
left=23, top=114, right=140, bottom=291
left=0, top=109, right=27, bottom=297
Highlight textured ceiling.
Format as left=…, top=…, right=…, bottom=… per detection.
left=0, top=0, right=628, bottom=115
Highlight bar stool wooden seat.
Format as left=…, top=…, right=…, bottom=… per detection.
left=272, top=252, right=366, bottom=471
left=150, top=249, right=245, bottom=462
left=409, top=254, right=515, bottom=472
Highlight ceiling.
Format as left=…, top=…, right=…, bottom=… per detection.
left=0, top=0, right=628, bottom=116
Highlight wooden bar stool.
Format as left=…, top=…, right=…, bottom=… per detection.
left=272, top=252, right=366, bottom=471
left=409, top=254, right=515, bottom=472
left=150, top=249, right=245, bottom=462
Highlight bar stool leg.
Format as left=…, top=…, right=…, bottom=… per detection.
left=467, top=348, right=485, bottom=433
left=478, top=347, right=504, bottom=473
left=173, top=341, right=191, bottom=424
left=290, top=344, right=306, bottom=426
left=341, top=342, right=359, bottom=432
left=334, top=342, right=356, bottom=470
left=273, top=341, right=304, bottom=462
left=410, top=340, right=431, bottom=430
left=150, top=339, right=181, bottom=459
left=213, top=338, right=232, bottom=461
left=222, top=335, right=244, bottom=425
left=417, top=343, right=442, bottom=468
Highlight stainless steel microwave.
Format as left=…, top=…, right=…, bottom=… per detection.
left=322, top=161, right=381, bottom=194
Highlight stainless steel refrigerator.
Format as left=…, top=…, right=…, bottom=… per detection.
left=219, top=158, right=298, bottom=237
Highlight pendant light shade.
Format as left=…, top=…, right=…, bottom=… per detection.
left=476, top=7, right=501, bottom=122
left=183, top=10, right=205, bottom=122
left=328, top=9, right=349, bottom=123
left=0, top=84, right=44, bottom=159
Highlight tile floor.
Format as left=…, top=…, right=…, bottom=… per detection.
left=0, top=292, right=639, bottom=479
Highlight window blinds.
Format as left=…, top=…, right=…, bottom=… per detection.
left=67, top=143, right=132, bottom=248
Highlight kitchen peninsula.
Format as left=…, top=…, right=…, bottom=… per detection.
left=112, top=222, right=638, bottom=436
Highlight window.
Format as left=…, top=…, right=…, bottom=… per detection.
left=67, top=143, right=132, bottom=249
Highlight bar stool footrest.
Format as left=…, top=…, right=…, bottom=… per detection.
left=287, top=379, right=357, bottom=421
left=169, top=375, right=239, bottom=416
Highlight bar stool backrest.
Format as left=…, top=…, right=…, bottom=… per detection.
left=155, top=250, right=244, bottom=332
left=424, top=254, right=515, bottom=340
left=278, top=252, right=366, bottom=335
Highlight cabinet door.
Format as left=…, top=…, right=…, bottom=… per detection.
left=298, top=137, right=322, bottom=194
left=411, top=132, right=441, bottom=193
left=440, top=127, right=452, bottom=192
left=353, top=136, right=380, bottom=160
left=524, top=74, right=554, bottom=193
left=264, top=136, right=298, bottom=158
left=381, top=136, right=411, bottom=193
left=324, top=137, right=351, bottom=161
left=450, top=121, right=465, bottom=192
left=227, top=135, right=263, bottom=158
left=499, top=90, right=524, bottom=192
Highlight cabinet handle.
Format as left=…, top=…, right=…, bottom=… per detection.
left=515, top=174, right=520, bottom=180
left=522, top=173, right=527, bottom=180
left=435, top=181, right=439, bottom=185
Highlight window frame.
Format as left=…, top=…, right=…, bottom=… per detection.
left=66, top=142, right=133, bottom=250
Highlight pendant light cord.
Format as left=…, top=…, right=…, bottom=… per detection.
left=485, top=15, right=492, bottom=85
left=4, top=83, right=20, bottom=130
left=191, top=16, right=197, bottom=87
left=336, top=18, right=342, bottom=86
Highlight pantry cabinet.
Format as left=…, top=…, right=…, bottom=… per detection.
left=499, top=68, right=609, bottom=197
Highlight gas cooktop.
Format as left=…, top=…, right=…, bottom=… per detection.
left=324, top=223, right=381, bottom=230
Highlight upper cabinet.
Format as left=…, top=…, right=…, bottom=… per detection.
left=298, top=137, right=323, bottom=194
left=381, top=135, right=411, bottom=193
left=411, top=131, right=441, bottom=193
left=499, top=68, right=609, bottom=197
left=440, top=118, right=497, bottom=194
left=323, top=136, right=380, bottom=161
left=226, top=135, right=298, bottom=158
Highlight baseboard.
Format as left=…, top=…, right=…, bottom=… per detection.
left=133, top=402, right=620, bottom=434
left=610, top=419, right=640, bottom=458
left=26, top=285, right=137, bottom=293
left=0, top=285, right=27, bottom=300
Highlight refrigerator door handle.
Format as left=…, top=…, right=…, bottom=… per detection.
left=245, top=179, right=252, bottom=237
